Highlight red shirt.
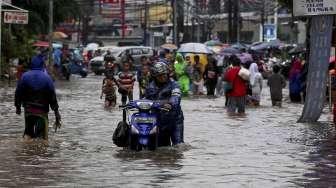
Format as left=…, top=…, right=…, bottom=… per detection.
left=224, top=67, right=247, bottom=97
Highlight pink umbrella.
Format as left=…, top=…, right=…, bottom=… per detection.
left=33, top=41, right=49, bottom=47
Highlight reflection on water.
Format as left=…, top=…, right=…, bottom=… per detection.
left=1, top=76, right=336, bottom=187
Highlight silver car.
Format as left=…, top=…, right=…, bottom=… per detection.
left=89, top=46, right=153, bottom=75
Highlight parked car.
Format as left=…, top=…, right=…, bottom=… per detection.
left=89, top=46, right=154, bottom=75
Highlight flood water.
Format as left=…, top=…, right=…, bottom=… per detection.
left=1, top=75, right=336, bottom=187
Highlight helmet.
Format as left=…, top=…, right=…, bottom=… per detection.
left=151, top=62, right=168, bottom=77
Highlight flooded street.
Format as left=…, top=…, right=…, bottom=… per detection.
left=1, top=75, right=336, bottom=187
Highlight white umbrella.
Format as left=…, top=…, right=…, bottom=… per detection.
left=85, top=43, right=99, bottom=51
left=177, top=43, right=213, bottom=54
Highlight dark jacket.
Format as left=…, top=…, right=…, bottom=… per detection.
left=15, top=55, right=59, bottom=114
left=267, top=73, right=286, bottom=101
left=144, top=79, right=184, bottom=129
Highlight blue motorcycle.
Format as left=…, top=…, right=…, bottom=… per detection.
left=117, top=100, right=168, bottom=151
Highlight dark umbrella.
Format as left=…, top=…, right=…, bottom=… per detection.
left=250, top=39, right=284, bottom=51
left=231, top=42, right=249, bottom=50
left=236, top=53, right=253, bottom=64
left=288, top=44, right=306, bottom=54
left=220, top=47, right=240, bottom=55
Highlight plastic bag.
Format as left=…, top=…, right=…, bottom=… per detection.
left=238, top=67, right=250, bottom=81
left=113, top=121, right=129, bottom=147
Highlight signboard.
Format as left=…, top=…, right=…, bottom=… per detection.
left=99, top=0, right=122, bottom=18
left=294, top=0, right=336, bottom=16
left=4, top=11, right=28, bottom=24
left=263, top=24, right=277, bottom=42
left=298, top=15, right=334, bottom=122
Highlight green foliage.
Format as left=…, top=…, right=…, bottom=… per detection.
left=1, top=0, right=81, bottom=66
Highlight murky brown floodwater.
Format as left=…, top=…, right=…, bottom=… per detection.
left=1, top=75, right=336, bottom=187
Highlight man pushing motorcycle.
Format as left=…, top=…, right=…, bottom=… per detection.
left=144, top=62, right=184, bottom=146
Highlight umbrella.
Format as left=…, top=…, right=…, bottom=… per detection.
left=330, top=56, right=335, bottom=63
left=231, top=42, right=249, bottom=50
left=204, top=40, right=223, bottom=47
left=52, top=31, right=68, bottom=39
left=177, top=43, right=213, bottom=54
left=236, top=53, right=253, bottom=64
left=160, top=43, right=178, bottom=51
left=220, top=47, right=240, bottom=55
left=288, top=44, right=306, bottom=54
left=85, top=43, right=99, bottom=51
left=250, top=39, right=284, bottom=51
left=33, top=41, right=49, bottom=47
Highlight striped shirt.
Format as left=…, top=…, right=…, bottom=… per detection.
left=117, top=71, right=136, bottom=90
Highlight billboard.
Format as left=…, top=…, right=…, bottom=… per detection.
left=294, top=0, right=336, bottom=16
left=99, top=0, right=122, bottom=18
left=4, top=11, right=28, bottom=24
left=263, top=24, right=277, bottom=41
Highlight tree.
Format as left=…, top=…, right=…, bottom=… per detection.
left=1, top=0, right=82, bottom=70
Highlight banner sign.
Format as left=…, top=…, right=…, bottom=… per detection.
left=299, top=15, right=334, bottom=122
left=3, top=11, right=28, bottom=24
left=263, top=24, right=277, bottom=41
left=99, top=0, right=122, bottom=18
left=294, top=0, right=336, bottom=16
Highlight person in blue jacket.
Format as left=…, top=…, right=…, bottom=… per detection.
left=15, top=54, right=61, bottom=140
left=144, top=62, right=184, bottom=146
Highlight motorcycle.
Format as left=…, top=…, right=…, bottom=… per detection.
left=69, top=60, right=88, bottom=78
left=115, top=100, right=168, bottom=151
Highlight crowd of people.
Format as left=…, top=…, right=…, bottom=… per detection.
left=100, top=49, right=311, bottom=114
left=13, top=46, right=312, bottom=145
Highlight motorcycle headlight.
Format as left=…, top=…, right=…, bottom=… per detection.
left=136, top=101, right=153, bottom=110
left=131, top=125, right=139, bottom=134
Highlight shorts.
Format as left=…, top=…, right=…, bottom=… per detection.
left=24, top=113, right=49, bottom=139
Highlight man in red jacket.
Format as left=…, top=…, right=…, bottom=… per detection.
left=224, top=56, right=247, bottom=114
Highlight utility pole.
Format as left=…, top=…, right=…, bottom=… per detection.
left=232, top=0, right=238, bottom=43
left=172, top=0, right=177, bottom=45
left=48, top=0, right=53, bottom=66
left=227, top=0, right=232, bottom=43
left=143, top=0, right=148, bottom=46
left=121, top=0, right=126, bottom=38
left=261, top=0, right=265, bottom=42
left=237, top=0, right=240, bottom=43
left=0, top=0, right=2, bottom=78
left=197, top=18, right=200, bottom=42
left=274, top=0, right=278, bottom=39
